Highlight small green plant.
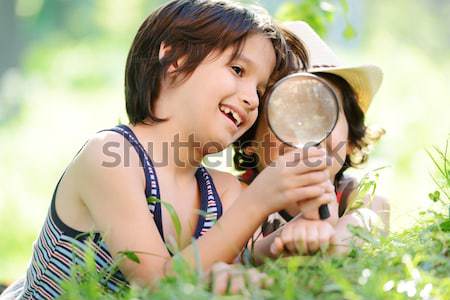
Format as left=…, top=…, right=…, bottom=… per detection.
left=276, top=0, right=356, bottom=39
left=58, top=141, right=450, bottom=299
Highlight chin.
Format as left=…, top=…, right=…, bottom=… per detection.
left=202, top=143, right=226, bottom=156
left=201, top=136, right=228, bottom=155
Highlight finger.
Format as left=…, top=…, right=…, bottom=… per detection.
left=302, top=209, right=320, bottom=220
left=288, top=185, right=325, bottom=204
left=318, top=225, right=333, bottom=253
left=279, top=147, right=326, bottom=164
left=290, top=170, right=330, bottom=188
left=297, top=192, right=333, bottom=213
left=306, top=225, right=320, bottom=254
left=246, top=269, right=273, bottom=289
left=210, top=262, right=230, bottom=275
left=288, top=157, right=329, bottom=175
left=211, top=263, right=231, bottom=295
left=280, top=225, right=296, bottom=254
left=322, top=180, right=335, bottom=193
left=270, top=237, right=284, bottom=256
left=329, top=233, right=351, bottom=256
left=229, top=272, right=245, bottom=294
left=245, top=268, right=262, bottom=286
left=293, top=225, right=307, bottom=255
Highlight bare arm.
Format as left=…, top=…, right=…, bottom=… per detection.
left=73, top=133, right=269, bottom=287
left=74, top=137, right=330, bottom=286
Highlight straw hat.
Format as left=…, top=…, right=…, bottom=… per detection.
left=283, top=21, right=383, bottom=113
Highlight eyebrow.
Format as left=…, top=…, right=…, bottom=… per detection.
left=235, top=54, right=270, bottom=90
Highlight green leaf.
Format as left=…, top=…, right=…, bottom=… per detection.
left=118, top=250, right=140, bottom=264
left=439, top=220, right=450, bottom=232
left=427, top=148, right=446, bottom=179
left=343, top=22, right=356, bottom=39
left=347, top=224, right=378, bottom=245
left=147, top=196, right=182, bottom=243
left=428, top=190, right=440, bottom=202
left=160, top=202, right=182, bottom=242
left=147, top=196, right=159, bottom=204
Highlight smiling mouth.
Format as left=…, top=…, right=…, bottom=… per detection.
left=219, top=105, right=242, bottom=127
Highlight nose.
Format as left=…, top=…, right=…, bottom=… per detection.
left=239, top=82, right=259, bottom=111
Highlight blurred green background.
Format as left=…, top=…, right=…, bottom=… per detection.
left=0, top=0, right=449, bottom=283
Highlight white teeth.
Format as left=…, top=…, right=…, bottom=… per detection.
left=232, top=111, right=242, bottom=126
left=219, top=105, right=230, bottom=114
left=219, top=105, right=242, bottom=127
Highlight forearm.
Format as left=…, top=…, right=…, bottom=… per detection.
left=249, top=229, right=281, bottom=264
left=166, top=191, right=268, bottom=274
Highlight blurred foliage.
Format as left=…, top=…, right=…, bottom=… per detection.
left=276, top=0, right=356, bottom=38
left=0, top=0, right=449, bottom=286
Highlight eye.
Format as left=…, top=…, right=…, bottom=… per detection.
left=231, top=65, right=244, bottom=77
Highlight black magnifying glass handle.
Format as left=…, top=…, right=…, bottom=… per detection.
left=315, top=142, right=330, bottom=220
left=319, top=204, right=330, bottom=220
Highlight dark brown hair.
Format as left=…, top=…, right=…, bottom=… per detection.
left=124, top=0, right=308, bottom=125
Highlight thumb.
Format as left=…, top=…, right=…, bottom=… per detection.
left=270, top=237, right=284, bottom=256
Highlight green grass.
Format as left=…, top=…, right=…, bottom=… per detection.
left=54, top=142, right=450, bottom=300
left=1, top=0, right=450, bottom=290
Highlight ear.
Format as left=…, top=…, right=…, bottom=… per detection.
left=159, top=42, right=186, bottom=74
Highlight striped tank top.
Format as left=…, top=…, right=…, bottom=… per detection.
left=4, top=124, right=223, bottom=299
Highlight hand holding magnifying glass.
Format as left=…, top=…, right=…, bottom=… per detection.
left=265, top=73, right=339, bottom=220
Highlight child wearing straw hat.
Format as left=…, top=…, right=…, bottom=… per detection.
left=234, top=21, right=390, bottom=260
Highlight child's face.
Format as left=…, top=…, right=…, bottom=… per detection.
left=252, top=76, right=350, bottom=181
left=157, top=33, right=276, bottom=152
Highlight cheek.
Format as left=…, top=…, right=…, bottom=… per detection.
left=326, top=115, right=349, bottom=169
left=192, top=66, right=236, bottom=101
left=258, top=133, right=289, bottom=168
left=253, top=118, right=282, bottom=168
left=247, top=110, right=259, bottom=129
left=209, top=68, right=236, bottom=95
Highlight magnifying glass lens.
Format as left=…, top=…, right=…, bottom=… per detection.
left=267, top=74, right=338, bottom=147
left=266, top=73, right=340, bottom=221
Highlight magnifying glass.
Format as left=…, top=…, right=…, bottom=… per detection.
left=265, top=73, right=339, bottom=220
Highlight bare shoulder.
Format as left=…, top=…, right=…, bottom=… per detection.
left=206, top=168, right=244, bottom=212
left=74, top=130, right=134, bottom=163
left=70, top=130, right=145, bottom=199
left=72, top=130, right=144, bottom=171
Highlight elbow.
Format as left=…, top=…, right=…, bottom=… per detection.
left=121, top=258, right=169, bottom=289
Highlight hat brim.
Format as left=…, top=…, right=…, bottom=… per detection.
left=310, top=64, right=383, bottom=113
